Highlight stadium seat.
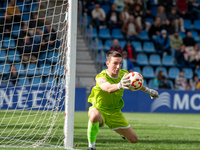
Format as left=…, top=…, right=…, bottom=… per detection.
left=145, top=18, right=154, bottom=25
left=183, top=68, right=193, bottom=79
left=44, top=77, right=57, bottom=87
left=179, top=32, right=186, bottom=38
left=0, top=50, right=6, bottom=62
left=131, top=41, right=143, bottom=53
left=99, top=28, right=111, bottom=39
left=148, top=79, right=156, bottom=89
left=22, top=13, right=30, bottom=22
left=0, top=63, right=10, bottom=75
left=104, top=40, right=113, bottom=51
left=15, top=64, right=26, bottom=76
left=17, top=2, right=28, bottom=13
left=184, top=19, right=193, bottom=30
left=168, top=67, right=180, bottom=79
left=142, top=66, right=155, bottom=79
left=101, top=5, right=111, bottom=14
left=136, top=53, right=149, bottom=66
left=30, top=2, right=39, bottom=11
left=151, top=7, right=158, bottom=17
left=119, top=40, right=126, bottom=49
left=143, top=79, right=147, bottom=86
left=53, top=65, right=65, bottom=76
left=111, top=29, right=124, bottom=40
left=27, top=64, right=40, bottom=76
left=81, top=16, right=91, bottom=26
left=39, top=64, right=52, bottom=76
left=139, top=30, right=150, bottom=41
left=47, top=51, right=59, bottom=64
left=86, top=28, right=97, bottom=38
left=191, top=31, right=200, bottom=42
left=7, top=50, right=21, bottom=62
left=155, top=67, right=168, bottom=77
left=149, top=54, right=161, bottom=66
left=143, top=42, right=156, bottom=53
left=91, top=40, right=103, bottom=51
left=97, top=53, right=105, bottom=64
left=133, top=66, right=141, bottom=73
left=195, top=69, right=200, bottom=79
left=162, top=55, right=174, bottom=67
left=168, top=80, right=174, bottom=89
left=31, top=77, right=43, bottom=86
left=194, top=20, right=200, bottom=31
left=17, top=77, right=30, bottom=86
left=12, top=25, right=21, bottom=37
left=2, top=37, right=16, bottom=49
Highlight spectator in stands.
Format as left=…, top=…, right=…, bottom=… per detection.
left=154, top=70, right=165, bottom=89
left=0, top=13, right=12, bottom=39
left=33, top=1, right=49, bottom=22
left=170, top=31, right=183, bottom=57
left=121, top=51, right=134, bottom=72
left=168, top=7, right=185, bottom=32
left=158, top=0, right=172, bottom=14
left=187, top=0, right=200, bottom=20
left=148, top=17, right=162, bottom=41
left=131, top=3, right=150, bottom=31
left=29, top=13, right=44, bottom=31
left=189, top=73, right=199, bottom=91
left=119, top=6, right=130, bottom=23
left=106, top=4, right=122, bottom=33
left=18, top=24, right=32, bottom=46
left=121, top=16, right=141, bottom=40
left=161, top=18, right=175, bottom=36
left=196, top=80, right=200, bottom=90
left=114, top=0, right=125, bottom=12
left=189, top=44, right=200, bottom=69
left=183, top=31, right=196, bottom=53
left=39, top=39, right=48, bottom=55
left=43, top=24, right=57, bottom=48
left=156, top=29, right=171, bottom=55
left=141, top=0, right=153, bottom=18
left=123, top=41, right=137, bottom=64
left=3, top=65, right=18, bottom=85
left=123, top=0, right=134, bottom=6
left=185, top=84, right=191, bottom=91
left=156, top=6, right=167, bottom=24
left=158, top=76, right=171, bottom=89
left=18, top=36, right=37, bottom=66
left=177, top=0, right=188, bottom=19
left=82, top=0, right=98, bottom=16
left=110, top=39, right=123, bottom=54
left=91, top=4, right=106, bottom=30
left=175, top=70, right=187, bottom=90
left=34, top=28, right=43, bottom=44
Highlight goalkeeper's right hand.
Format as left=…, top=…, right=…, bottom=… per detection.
left=117, top=74, right=131, bottom=90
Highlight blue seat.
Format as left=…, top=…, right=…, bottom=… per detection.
left=183, top=68, right=193, bottom=79
left=17, top=2, right=28, bottom=12
left=3, top=37, right=16, bottom=49
left=101, top=5, right=110, bottom=14
left=136, top=54, right=149, bottom=66
left=151, top=7, right=158, bottom=17
left=191, top=31, right=200, bottom=42
left=27, top=64, right=40, bottom=76
left=142, top=66, right=155, bottom=79
left=97, top=53, right=105, bottom=64
left=15, top=64, right=26, bottom=76
left=179, top=32, right=186, bottom=38
left=134, top=66, right=141, bottom=73
left=143, top=42, right=156, bottom=53
left=81, top=16, right=91, bottom=26
left=0, top=50, right=6, bottom=62
left=39, top=64, right=52, bottom=76
left=99, top=28, right=111, bottom=39
left=91, top=40, right=103, bottom=51
left=86, top=28, right=97, bottom=38
left=104, top=40, right=113, bottom=51
left=17, top=77, right=30, bottom=86
left=155, top=67, right=168, bottom=77
left=111, top=29, right=124, bottom=40
left=184, top=19, right=193, bottom=30
left=168, top=67, right=180, bottom=79
left=149, top=54, right=161, bottom=66
left=145, top=18, right=154, bottom=25
left=0, top=63, right=10, bottom=75
left=22, top=13, right=30, bottom=21
left=44, top=77, right=57, bottom=87
left=143, top=79, right=147, bottom=86
left=162, top=55, right=174, bottom=67
left=131, top=41, right=143, bottom=53
left=195, top=69, right=200, bottom=79
left=53, top=65, right=65, bottom=76
left=119, top=41, right=126, bottom=49
left=30, top=2, right=39, bottom=11
left=47, top=51, right=59, bottom=64
left=194, top=20, right=200, bottom=30
left=12, top=25, right=21, bottom=37
left=7, top=50, right=21, bottom=62
left=58, top=78, right=65, bottom=87
left=139, top=30, right=150, bottom=41
left=168, top=80, right=174, bottom=89
left=148, top=79, right=156, bottom=89
left=31, top=77, right=43, bottom=86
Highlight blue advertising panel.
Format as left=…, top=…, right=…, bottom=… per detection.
left=122, top=90, right=200, bottom=113
left=0, top=86, right=86, bottom=111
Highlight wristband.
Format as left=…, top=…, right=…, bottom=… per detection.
left=117, top=83, right=121, bottom=89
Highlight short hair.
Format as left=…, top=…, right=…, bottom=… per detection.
left=106, top=51, right=122, bottom=61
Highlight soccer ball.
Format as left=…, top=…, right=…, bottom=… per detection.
left=127, top=72, right=144, bottom=91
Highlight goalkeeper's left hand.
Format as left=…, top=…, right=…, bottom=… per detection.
left=144, top=87, right=159, bottom=99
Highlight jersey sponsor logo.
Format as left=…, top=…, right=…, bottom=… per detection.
left=98, top=78, right=106, bottom=83
left=151, top=92, right=171, bottom=112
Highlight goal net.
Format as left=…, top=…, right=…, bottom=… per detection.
left=0, top=0, right=77, bottom=148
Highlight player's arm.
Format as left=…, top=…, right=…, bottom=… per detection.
left=140, top=85, right=159, bottom=99
left=101, top=74, right=130, bottom=93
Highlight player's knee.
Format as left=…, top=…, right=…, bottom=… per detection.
left=129, top=136, right=138, bottom=143
left=89, top=110, right=101, bottom=123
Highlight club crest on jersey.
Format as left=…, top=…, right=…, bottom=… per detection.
left=98, top=78, right=106, bottom=83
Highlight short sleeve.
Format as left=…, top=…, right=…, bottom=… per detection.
left=96, top=77, right=108, bottom=87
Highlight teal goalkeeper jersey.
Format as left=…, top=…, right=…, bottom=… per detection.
left=88, top=69, right=129, bottom=113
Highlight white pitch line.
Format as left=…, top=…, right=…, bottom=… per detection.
left=167, top=125, right=200, bottom=130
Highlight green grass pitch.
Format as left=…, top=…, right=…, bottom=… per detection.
left=0, top=111, right=200, bottom=150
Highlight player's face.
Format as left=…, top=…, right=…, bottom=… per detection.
left=107, top=56, right=122, bottom=77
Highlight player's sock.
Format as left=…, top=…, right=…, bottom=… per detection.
left=87, top=121, right=99, bottom=149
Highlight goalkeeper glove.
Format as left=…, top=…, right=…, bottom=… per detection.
left=144, top=87, right=159, bottom=99
left=117, top=74, right=131, bottom=90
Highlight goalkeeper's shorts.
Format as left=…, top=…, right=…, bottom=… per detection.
left=88, top=106, right=130, bottom=130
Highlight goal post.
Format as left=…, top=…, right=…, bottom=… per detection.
left=64, top=0, right=78, bottom=149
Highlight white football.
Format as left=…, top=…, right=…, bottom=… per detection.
left=127, top=72, right=144, bottom=91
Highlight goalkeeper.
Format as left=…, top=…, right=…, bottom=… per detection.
left=87, top=51, right=159, bottom=150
